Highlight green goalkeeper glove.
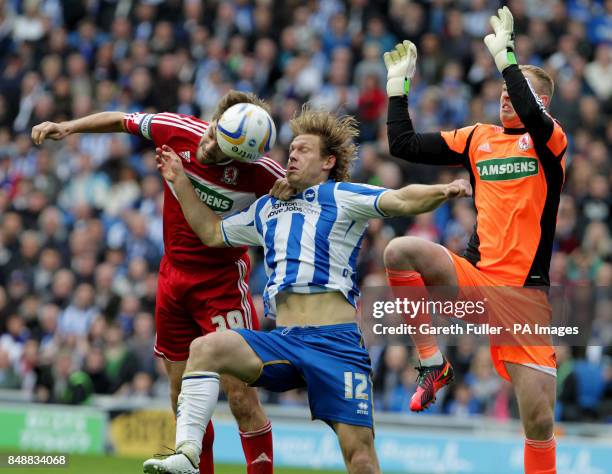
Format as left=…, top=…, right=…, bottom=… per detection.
left=484, top=6, right=517, bottom=73
left=383, top=40, right=417, bottom=97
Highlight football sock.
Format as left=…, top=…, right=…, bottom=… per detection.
left=421, top=350, right=444, bottom=367
left=199, top=421, right=214, bottom=474
left=175, top=372, right=220, bottom=464
left=240, top=420, right=273, bottom=474
left=386, top=269, right=441, bottom=365
left=525, top=436, right=556, bottom=474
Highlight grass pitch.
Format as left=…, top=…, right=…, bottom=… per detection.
left=0, top=453, right=346, bottom=473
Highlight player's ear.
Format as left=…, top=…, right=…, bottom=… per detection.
left=539, top=94, right=550, bottom=108
left=323, top=155, right=336, bottom=171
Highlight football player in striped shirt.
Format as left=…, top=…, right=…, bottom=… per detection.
left=31, top=91, right=283, bottom=474
left=143, top=108, right=470, bottom=474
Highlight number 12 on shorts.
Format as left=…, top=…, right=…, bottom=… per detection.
left=212, top=310, right=245, bottom=331
left=344, top=372, right=369, bottom=400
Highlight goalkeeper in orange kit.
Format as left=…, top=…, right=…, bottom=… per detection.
left=383, top=7, right=565, bottom=474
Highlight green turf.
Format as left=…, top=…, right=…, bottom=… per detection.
left=0, top=453, right=346, bottom=473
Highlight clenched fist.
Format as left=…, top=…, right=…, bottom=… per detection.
left=445, top=179, right=472, bottom=199
left=31, top=121, right=70, bottom=145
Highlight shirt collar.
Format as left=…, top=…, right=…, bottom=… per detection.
left=503, top=127, right=527, bottom=135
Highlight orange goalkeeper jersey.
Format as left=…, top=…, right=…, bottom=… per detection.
left=387, top=65, right=568, bottom=286
left=440, top=122, right=567, bottom=285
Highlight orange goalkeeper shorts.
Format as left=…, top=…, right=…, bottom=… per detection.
left=447, top=251, right=556, bottom=381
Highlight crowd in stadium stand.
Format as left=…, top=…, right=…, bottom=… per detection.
left=0, top=0, right=610, bottom=422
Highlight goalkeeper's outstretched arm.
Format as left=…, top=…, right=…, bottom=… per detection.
left=156, top=145, right=227, bottom=248
left=502, top=66, right=556, bottom=149
left=384, top=41, right=466, bottom=166
left=387, top=97, right=463, bottom=165
left=484, top=6, right=563, bottom=160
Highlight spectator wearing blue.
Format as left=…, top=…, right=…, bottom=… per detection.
left=57, top=283, right=98, bottom=339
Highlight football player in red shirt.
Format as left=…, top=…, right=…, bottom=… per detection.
left=32, top=90, right=282, bottom=474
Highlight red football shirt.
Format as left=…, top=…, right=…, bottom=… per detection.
left=124, top=112, right=285, bottom=270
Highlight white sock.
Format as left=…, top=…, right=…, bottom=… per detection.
left=421, top=350, right=443, bottom=367
left=175, top=371, right=220, bottom=462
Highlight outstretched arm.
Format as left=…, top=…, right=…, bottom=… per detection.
left=156, top=145, right=226, bottom=248
left=484, top=6, right=566, bottom=160
left=502, top=66, right=555, bottom=143
left=31, top=112, right=126, bottom=144
left=387, top=97, right=466, bottom=165
left=384, top=41, right=469, bottom=165
left=379, top=179, right=472, bottom=216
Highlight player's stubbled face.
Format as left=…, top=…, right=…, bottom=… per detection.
left=287, top=134, right=329, bottom=189
left=500, top=72, right=544, bottom=129
left=499, top=83, right=521, bottom=127
left=197, top=122, right=225, bottom=164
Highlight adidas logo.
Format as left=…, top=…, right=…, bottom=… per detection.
left=179, top=151, right=191, bottom=162
left=477, top=142, right=491, bottom=152
left=251, top=453, right=272, bottom=464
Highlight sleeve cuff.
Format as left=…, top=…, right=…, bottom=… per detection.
left=374, top=190, right=390, bottom=217
left=220, top=223, right=233, bottom=247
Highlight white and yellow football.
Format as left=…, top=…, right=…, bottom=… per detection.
left=216, top=103, right=276, bottom=163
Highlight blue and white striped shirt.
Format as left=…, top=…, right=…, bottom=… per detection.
left=221, top=180, right=389, bottom=317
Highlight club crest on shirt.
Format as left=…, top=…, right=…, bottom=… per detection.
left=178, top=151, right=191, bottom=162
left=304, top=188, right=316, bottom=202
left=518, top=133, right=533, bottom=151
left=222, top=166, right=239, bottom=185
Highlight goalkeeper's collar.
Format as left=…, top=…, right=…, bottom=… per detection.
left=503, top=127, right=527, bottom=135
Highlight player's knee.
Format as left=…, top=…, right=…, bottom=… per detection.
left=340, top=431, right=378, bottom=474
left=347, top=448, right=377, bottom=474
left=188, top=334, right=223, bottom=370
left=524, top=404, right=554, bottom=439
left=384, top=237, right=419, bottom=270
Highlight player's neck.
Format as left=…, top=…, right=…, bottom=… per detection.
left=501, top=115, right=524, bottom=129
left=293, top=175, right=331, bottom=193
left=294, top=183, right=311, bottom=193
left=198, top=154, right=232, bottom=165
left=209, top=158, right=232, bottom=165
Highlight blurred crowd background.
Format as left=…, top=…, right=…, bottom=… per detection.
left=0, top=0, right=610, bottom=423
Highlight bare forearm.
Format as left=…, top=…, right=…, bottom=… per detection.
left=173, top=174, right=225, bottom=247
left=382, top=184, right=448, bottom=216
left=63, top=112, right=126, bottom=134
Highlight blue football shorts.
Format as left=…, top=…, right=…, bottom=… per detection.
left=235, top=323, right=374, bottom=429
